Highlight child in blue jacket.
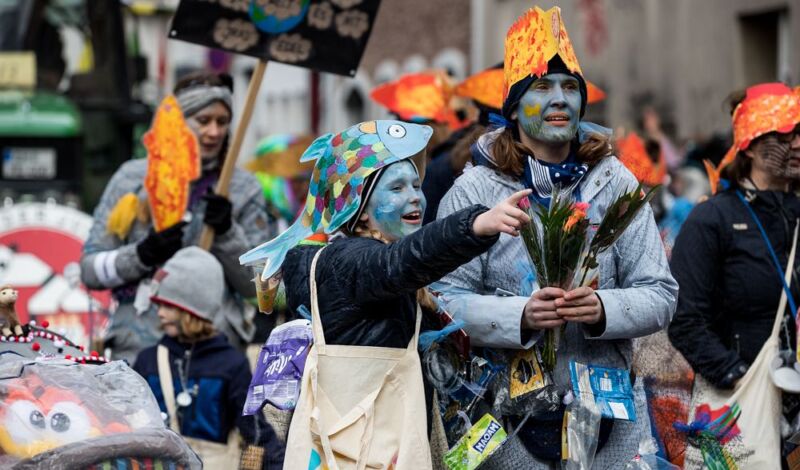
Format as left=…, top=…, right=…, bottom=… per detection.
left=133, top=247, right=284, bottom=469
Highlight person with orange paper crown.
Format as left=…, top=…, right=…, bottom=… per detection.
left=238, top=119, right=532, bottom=469
left=669, top=83, right=800, bottom=467
left=81, top=72, right=272, bottom=363
left=432, top=6, right=677, bottom=467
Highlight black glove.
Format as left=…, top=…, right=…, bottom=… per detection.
left=136, top=222, right=186, bottom=267
left=202, top=191, right=233, bottom=235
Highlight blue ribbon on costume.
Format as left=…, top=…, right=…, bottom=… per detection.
left=418, top=319, right=466, bottom=352
left=297, top=305, right=312, bottom=321
left=488, top=112, right=513, bottom=129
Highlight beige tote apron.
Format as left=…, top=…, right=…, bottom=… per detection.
left=157, top=345, right=242, bottom=468
left=284, top=248, right=432, bottom=470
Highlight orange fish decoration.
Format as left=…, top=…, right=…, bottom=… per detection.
left=370, top=71, right=466, bottom=130
left=617, top=132, right=666, bottom=187
left=143, top=95, right=201, bottom=231
left=504, top=6, right=582, bottom=102
left=705, top=82, right=800, bottom=193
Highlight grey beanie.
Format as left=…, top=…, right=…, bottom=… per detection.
left=150, top=247, right=224, bottom=322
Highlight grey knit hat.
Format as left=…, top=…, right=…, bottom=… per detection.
left=150, top=247, right=224, bottom=322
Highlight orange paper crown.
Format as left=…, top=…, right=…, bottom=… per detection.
left=143, top=95, right=201, bottom=231
left=503, top=6, right=582, bottom=102
left=705, top=82, right=800, bottom=193
left=370, top=71, right=464, bottom=129
left=617, top=132, right=665, bottom=187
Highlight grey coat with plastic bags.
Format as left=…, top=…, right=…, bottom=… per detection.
left=433, top=131, right=678, bottom=468
left=80, top=159, right=273, bottom=363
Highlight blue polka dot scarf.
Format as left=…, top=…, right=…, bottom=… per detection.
left=523, top=152, right=589, bottom=208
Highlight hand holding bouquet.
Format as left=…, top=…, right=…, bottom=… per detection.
left=517, top=183, right=660, bottom=373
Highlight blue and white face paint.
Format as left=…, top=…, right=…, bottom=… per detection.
left=517, top=73, right=581, bottom=144
left=365, top=160, right=426, bottom=241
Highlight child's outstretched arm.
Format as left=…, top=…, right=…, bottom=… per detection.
left=319, top=190, right=532, bottom=305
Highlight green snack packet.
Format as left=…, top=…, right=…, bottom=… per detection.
left=443, top=413, right=508, bottom=470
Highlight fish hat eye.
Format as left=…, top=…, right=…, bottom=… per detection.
left=387, top=124, right=406, bottom=138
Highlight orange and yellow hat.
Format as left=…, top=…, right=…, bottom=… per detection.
left=502, top=6, right=586, bottom=119
left=370, top=71, right=466, bottom=130
left=503, top=7, right=582, bottom=100
left=617, top=132, right=665, bottom=187
left=705, top=82, right=800, bottom=193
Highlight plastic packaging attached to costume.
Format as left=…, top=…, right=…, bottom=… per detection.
left=443, top=413, right=508, bottom=470
left=561, top=396, right=602, bottom=470
left=0, top=356, right=201, bottom=469
left=244, top=318, right=313, bottom=414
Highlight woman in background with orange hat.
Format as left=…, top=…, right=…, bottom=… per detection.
left=669, top=83, right=800, bottom=465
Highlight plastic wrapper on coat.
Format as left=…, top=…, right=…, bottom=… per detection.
left=561, top=397, right=601, bottom=470
left=0, top=356, right=201, bottom=470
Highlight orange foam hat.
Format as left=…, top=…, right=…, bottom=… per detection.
left=503, top=6, right=582, bottom=102
left=457, top=67, right=605, bottom=111
left=586, top=80, right=606, bottom=104
left=705, top=82, right=800, bottom=193
left=617, top=132, right=665, bottom=187
left=370, top=71, right=465, bottom=129
left=455, top=67, right=504, bottom=110
left=143, top=95, right=201, bottom=231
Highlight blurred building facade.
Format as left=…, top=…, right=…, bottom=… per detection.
left=104, top=0, right=800, bottom=156
left=474, top=0, right=800, bottom=141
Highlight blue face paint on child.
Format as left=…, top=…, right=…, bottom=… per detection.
left=516, top=73, right=581, bottom=144
left=365, top=161, right=426, bottom=241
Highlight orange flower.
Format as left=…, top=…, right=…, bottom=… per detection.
left=565, top=202, right=589, bottom=231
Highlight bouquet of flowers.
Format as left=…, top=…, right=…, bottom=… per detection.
left=518, top=183, right=659, bottom=373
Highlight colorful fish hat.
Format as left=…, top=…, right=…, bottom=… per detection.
left=370, top=71, right=467, bottom=130
left=502, top=6, right=586, bottom=119
left=705, top=82, right=800, bottom=193
left=240, top=120, right=433, bottom=279
left=617, top=131, right=666, bottom=187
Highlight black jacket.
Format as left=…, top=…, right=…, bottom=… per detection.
left=133, top=334, right=285, bottom=468
left=669, top=188, right=800, bottom=388
left=283, top=204, right=497, bottom=348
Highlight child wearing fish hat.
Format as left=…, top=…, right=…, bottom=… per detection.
left=239, top=120, right=531, bottom=468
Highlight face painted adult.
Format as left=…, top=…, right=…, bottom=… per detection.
left=362, top=161, right=426, bottom=241
left=744, top=126, right=800, bottom=189
left=516, top=73, right=582, bottom=146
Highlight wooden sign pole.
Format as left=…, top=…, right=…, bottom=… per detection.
left=198, top=59, right=268, bottom=250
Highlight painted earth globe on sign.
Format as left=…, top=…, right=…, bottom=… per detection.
left=249, top=0, right=311, bottom=34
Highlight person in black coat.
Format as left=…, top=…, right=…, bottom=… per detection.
left=283, top=159, right=532, bottom=350
left=669, top=83, right=800, bottom=391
